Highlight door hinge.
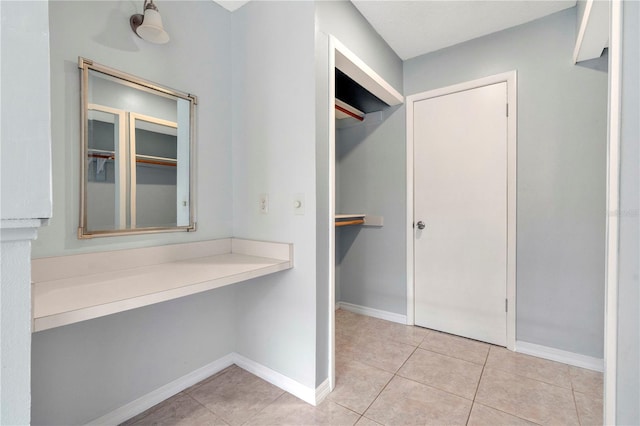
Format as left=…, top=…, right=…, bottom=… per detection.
left=505, top=298, right=508, bottom=312
left=506, top=103, right=509, bottom=117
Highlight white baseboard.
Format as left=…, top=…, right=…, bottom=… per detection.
left=315, top=378, right=331, bottom=405
left=86, top=353, right=235, bottom=425
left=516, top=340, right=604, bottom=372
left=232, top=352, right=318, bottom=406
left=337, top=301, right=407, bottom=325
left=87, top=352, right=324, bottom=424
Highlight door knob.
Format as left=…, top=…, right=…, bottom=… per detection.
left=416, top=221, right=426, bottom=230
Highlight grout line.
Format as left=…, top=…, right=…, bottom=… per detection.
left=188, top=393, right=223, bottom=423
left=360, top=371, right=395, bottom=417
left=470, top=402, right=545, bottom=426
left=355, top=343, right=419, bottom=418
left=392, top=371, right=475, bottom=402
left=482, top=364, right=575, bottom=392
left=484, top=347, right=578, bottom=391
left=465, top=362, right=487, bottom=425
left=238, top=389, right=287, bottom=426
left=572, top=390, right=584, bottom=426
left=396, top=344, right=420, bottom=373
left=417, top=345, right=488, bottom=367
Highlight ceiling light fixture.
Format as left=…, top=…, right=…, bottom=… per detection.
left=130, top=0, right=170, bottom=44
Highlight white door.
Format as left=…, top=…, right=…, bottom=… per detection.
left=413, top=82, right=508, bottom=346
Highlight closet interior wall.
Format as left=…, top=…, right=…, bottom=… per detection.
left=334, top=105, right=407, bottom=317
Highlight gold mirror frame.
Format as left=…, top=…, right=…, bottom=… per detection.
left=78, top=57, right=197, bottom=238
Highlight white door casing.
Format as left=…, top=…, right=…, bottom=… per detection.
left=406, top=72, right=517, bottom=350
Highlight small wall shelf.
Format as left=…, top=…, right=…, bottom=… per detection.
left=31, top=239, right=293, bottom=332
left=335, top=214, right=383, bottom=228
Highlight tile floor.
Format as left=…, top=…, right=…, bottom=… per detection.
left=122, top=309, right=603, bottom=425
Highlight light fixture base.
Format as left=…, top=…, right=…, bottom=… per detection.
left=130, top=13, right=144, bottom=38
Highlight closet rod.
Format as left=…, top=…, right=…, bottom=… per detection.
left=335, top=104, right=364, bottom=121
left=335, top=219, right=365, bottom=227
left=88, top=152, right=177, bottom=168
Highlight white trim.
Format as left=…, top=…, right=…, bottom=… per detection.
left=0, top=219, right=47, bottom=242
left=406, top=94, right=415, bottom=326
left=604, top=1, right=622, bottom=424
left=328, top=35, right=337, bottom=394
left=233, top=353, right=317, bottom=406
left=314, top=378, right=331, bottom=405
left=87, top=104, right=127, bottom=229
left=406, top=71, right=518, bottom=350
left=573, top=0, right=610, bottom=64
left=86, top=352, right=326, bottom=425
left=337, top=301, right=407, bottom=325
left=332, top=38, right=403, bottom=106
left=516, top=341, right=604, bottom=372
left=86, top=353, right=236, bottom=426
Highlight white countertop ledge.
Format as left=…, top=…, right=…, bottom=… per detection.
left=31, top=238, right=293, bottom=332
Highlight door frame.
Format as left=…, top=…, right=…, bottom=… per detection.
left=405, top=71, right=517, bottom=350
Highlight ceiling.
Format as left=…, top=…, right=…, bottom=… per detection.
left=213, top=0, right=577, bottom=60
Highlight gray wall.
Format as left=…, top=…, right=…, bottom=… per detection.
left=32, top=287, right=237, bottom=425
left=616, top=1, right=639, bottom=423
left=31, top=2, right=235, bottom=424
left=404, top=8, right=607, bottom=358
left=231, top=1, right=319, bottom=389
left=33, top=0, right=233, bottom=258
left=314, top=0, right=403, bottom=92
left=335, top=108, right=407, bottom=315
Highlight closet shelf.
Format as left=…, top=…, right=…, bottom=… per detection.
left=336, top=219, right=364, bottom=227
left=335, top=214, right=365, bottom=227
left=335, top=214, right=384, bottom=228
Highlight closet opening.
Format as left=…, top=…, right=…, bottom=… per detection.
left=327, top=36, right=403, bottom=391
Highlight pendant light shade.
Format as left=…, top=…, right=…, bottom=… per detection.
left=130, top=0, right=170, bottom=44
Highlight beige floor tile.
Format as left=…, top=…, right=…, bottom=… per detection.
left=574, top=391, right=603, bottom=426
left=187, top=365, right=284, bottom=426
left=467, top=402, right=537, bottom=426
left=367, top=320, right=429, bottom=347
left=364, top=376, right=472, bottom=425
left=339, top=332, right=416, bottom=373
left=328, top=358, right=393, bottom=414
left=244, top=392, right=360, bottom=426
left=485, top=347, right=572, bottom=388
left=182, top=365, right=236, bottom=395
left=355, top=416, right=382, bottom=425
left=397, top=348, right=483, bottom=399
left=336, top=309, right=375, bottom=337
left=476, top=368, right=579, bottom=425
left=569, top=366, right=604, bottom=398
left=335, top=332, right=356, bottom=362
left=419, top=330, right=490, bottom=365
left=125, top=393, right=227, bottom=426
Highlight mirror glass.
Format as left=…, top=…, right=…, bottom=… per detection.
left=79, top=58, right=196, bottom=238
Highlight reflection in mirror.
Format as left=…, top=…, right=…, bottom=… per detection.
left=79, top=58, right=196, bottom=238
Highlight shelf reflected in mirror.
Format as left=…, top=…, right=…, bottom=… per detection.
left=79, top=57, right=197, bottom=238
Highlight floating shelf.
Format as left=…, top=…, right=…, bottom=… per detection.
left=31, top=239, right=293, bottom=332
